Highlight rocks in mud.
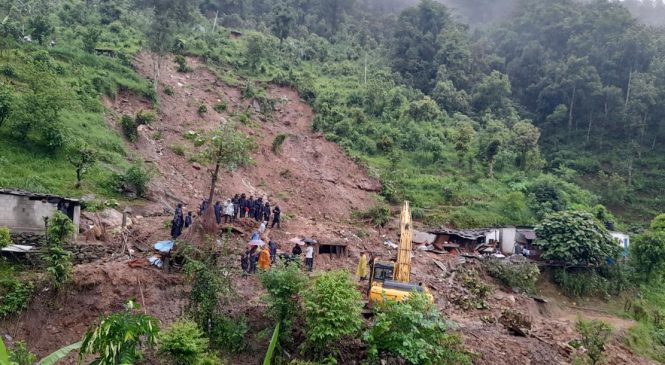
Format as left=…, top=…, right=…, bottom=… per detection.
left=499, top=309, right=532, bottom=336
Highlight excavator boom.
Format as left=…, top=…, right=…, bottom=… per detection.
left=395, top=201, right=412, bottom=283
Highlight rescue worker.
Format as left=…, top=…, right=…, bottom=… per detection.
left=254, top=197, right=263, bottom=221
left=214, top=201, right=222, bottom=225
left=232, top=194, right=240, bottom=221
left=258, top=245, right=271, bottom=270
left=356, top=251, right=368, bottom=280
left=305, top=242, right=314, bottom=272
left=269, top=239, right=278, bottom=264
left=239, top=194, right=247, bottom=218
left=263, top=202, right=270, bottom=220
left=271, top=206, right=281, bottom=229
left=247, top=196, right=255, bottom=219
left=199, top=200, right=208, bottom=216
left=224, top=199, right=234, bottom=223
left=184, top=211, right=193, bottom=228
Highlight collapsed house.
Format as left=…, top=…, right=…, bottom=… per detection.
left=0, top=189, right=80, bottom=238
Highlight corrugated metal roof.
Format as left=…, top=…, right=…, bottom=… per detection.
left=427, top=228, right=491, bottom=240
left=0, top=189, right=80, bottom=203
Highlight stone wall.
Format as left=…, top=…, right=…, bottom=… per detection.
left=8, top=232, right=112, bottom=264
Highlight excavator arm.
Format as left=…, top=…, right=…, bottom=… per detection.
left=394, top=201, right=412, bottom=283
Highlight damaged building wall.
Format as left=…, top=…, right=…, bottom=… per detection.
left=0, top=191, right=80, bottom=237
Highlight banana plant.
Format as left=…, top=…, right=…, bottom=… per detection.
left=0, top=338, right=81, bottom=365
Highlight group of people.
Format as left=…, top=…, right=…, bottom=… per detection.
left=169, top=194, right=284, bottom=239
left=199, top=194, right=282, bottom=228
left=242, top=240, right=315, bottom=274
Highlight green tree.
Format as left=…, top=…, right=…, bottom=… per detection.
left=45, top=245, right=72, bottom=291
left=198, top=123, right=256, bottom=233
left=630, top=231, right=665, bottom=282
left=511, top=121, right=540, bottom=171
left=81, top=27, right=102, bottom=53
left=245, top=33, right=273, bottom=71
left=0, top=82, right=14, bottom=127
left=406, top=96, right=442, bottom=122
left=303, top=271, right=363, bottom=357
left=471, top=71, right=514, bottom=117
left=484, top=139, right=501, bottom=177
left=28, top=16, right=53, bottom=45
left=364, top=291, right=471, bottom=365
left=454, top=121, right=475, bottom=168
left=67, top=141, right=97, bottom=188
left=0, top=227, right=10, bottom=249
left=651, top=213, right=665, bottom=232
left=535, top=211, right=620, bottom=266
left=271, top=2, right=294, bottom=43
left=80, top=300, right=159, bottom=365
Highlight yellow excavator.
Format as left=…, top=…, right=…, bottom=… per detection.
left=368, top=201, right=433, bottom=304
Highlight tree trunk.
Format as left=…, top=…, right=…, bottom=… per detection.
left=586, top=113, right=593, bottom=144
left=488, top=159, right=495, bottom=178
left=652, top=135, right=657, bottom=151
left=625, top=69, right=633, bottom=110
left=76, top=168, right=82, bottom=188
left=628, top=158, right=633, bottom=187
left=568, top=85, right=576, bottom=131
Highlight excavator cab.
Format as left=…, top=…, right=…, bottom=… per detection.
left=367, top=201, right=433, bottom=305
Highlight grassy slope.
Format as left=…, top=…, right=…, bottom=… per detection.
left=0, top=43, right=151, bottom=198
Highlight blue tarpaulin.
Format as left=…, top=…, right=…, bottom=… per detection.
left=154, top=240, right=174, bottom=253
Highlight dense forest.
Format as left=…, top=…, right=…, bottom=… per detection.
left=0, top=0, right=664, bottom=229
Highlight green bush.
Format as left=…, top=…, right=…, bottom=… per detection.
left=170, top=145, right=186, bottom=156
left=80, top=300, right=159, bottom=365
left=0, top=280, right=33, bottom=319
left=575, top=318, right=613, bottom=365
left=352, top=204, right=391, bottom=227
left=213, top=102, right=227, bottom=113
left=164, top=85, right=175, bottom=96
left=197, top=104, right=207, bottom=116
left=45, top=245, right=73, bottom=291
left=0, top=227, right=10, bottom=248
left=158, top=320, right=209, bottom=365
left=47, top=211, right=75, bottom=245
left=175, top=55, right=191, bottom=73
left=9, top=341, right=36, bottom=365
left=122, top=165, right=151, bottom=198
left=484, top=258, right=540, bottom=294
left=364, top=291, right=471, bottom=365
left=271, top=133, right=287, bottom=154
left=209, top=315, right=248, bottom=354
left=260, top=263, right=306, bottom=344
left=553, top=268, right=609, bottom=298
left=120, top=115, right=138, bottom=142
left=302, top=271, right=363, bottom=357
left=135, top=110, right=156, bottom=125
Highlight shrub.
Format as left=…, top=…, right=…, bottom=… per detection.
left=302, top=271, right=363, bottom=356
left=123, top=165, right=151, bottom=198
left=0, top=227, right=10, bottom=248
left=352, top=204, right=391, bottom=227
left=260, top=263, right=306, bottom=343
left=484, top=258, right=540, bottom=294
left=135, top=110, right=156, bottom=125
left=170, top=145, right=186, bottom=156
left=209, top=315, right=248, bottom=354
left=364, top=291, right=471, bottom=365
left=9, top=341, right=36, bottom=365
left=451, top=267, right=491, bottom=310
left=271, top=133, right=287, bottom=154
left=213, top=102, right=227, bottom=113
left=47, top=211, right=75, bottom=245
left=197, top=104, right=207, bottom=116
left=120, top=115, right=138, bottom=142
left=576, top=319, right=613, bottom=365
left=631, top=230, right=665, bottom=283
left=164, top=85, right=174, bottom=96
left=553, top=268, right=609, bottom=298
left=175, top=55, right=191, bottom=73
left=0, top=280, right=33, bottom=319
left=45, top=245, right=73, bottom=291
left=80, top=300, right=159, bottom=365
left=158, top=320, right=209, bottom=365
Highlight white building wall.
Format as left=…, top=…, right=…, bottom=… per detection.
left=0, top=194, right=57, bottom=232
left=500, top=227, right=517, bottom=254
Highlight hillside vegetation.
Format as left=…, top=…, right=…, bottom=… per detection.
left=0, top=0, right=664, bottom=229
